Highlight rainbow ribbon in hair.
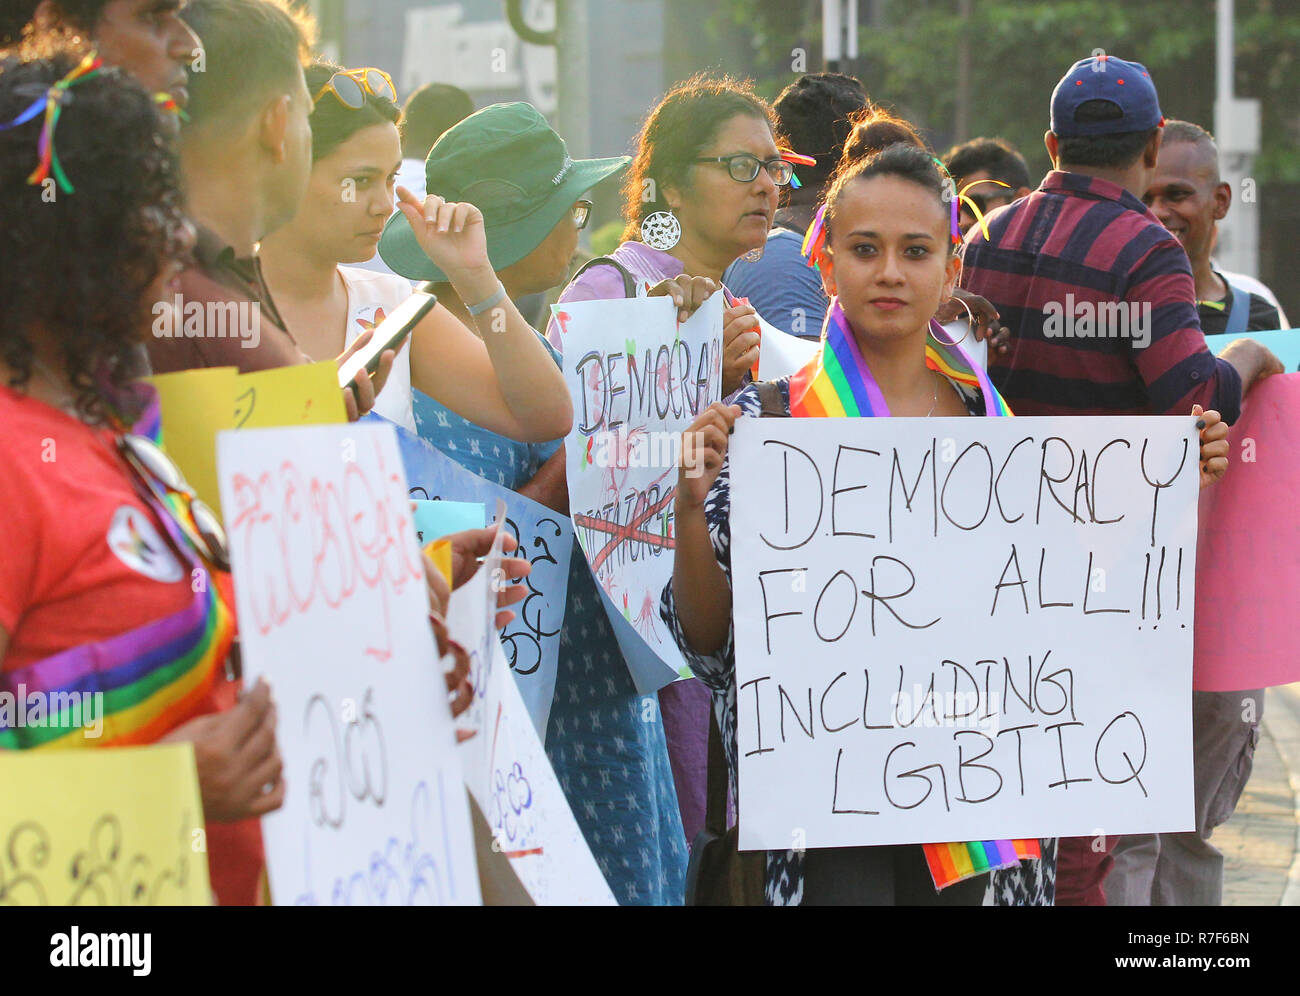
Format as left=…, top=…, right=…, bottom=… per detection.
left=0, top=52, right=104, bottom=194
left=800, top=203, right=827, bottom=270
left=779, top=148, right=816, bottom=190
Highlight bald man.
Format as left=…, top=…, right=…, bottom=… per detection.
left=1143, top=120, right=1283, bottom=335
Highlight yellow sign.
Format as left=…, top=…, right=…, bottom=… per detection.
left=0, top=744, right=211, bottom=905
left=151, top=366, right=238, bottom=519
left=152, top=361, right=348, bottom=522
left=233, top=361, right=347, bottom=429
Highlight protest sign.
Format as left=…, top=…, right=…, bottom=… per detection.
left=557, top=293, right=724, bottom=692
left=729, top=415, right=1201, bottom=849
left=1195, top=374, right=1300, bottom=690
left=233, top=361, right=348, bottom=429
left=218, top=423, right=480, bottom=905
left=153, top=362, right=347, bottom=523
left=0, top=744, right=210, bottom=905
left=151, top=366, right=238, bottom=519
left=447, top=512, right=616, bottom=905
left=1205, top=328, right=1300, bottom=373
left=390, top=421, right=572, bottom=734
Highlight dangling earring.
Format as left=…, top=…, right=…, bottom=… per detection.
left=741, top=245, right=764, bottom=263
left=640, top=208, right=681, bottom=251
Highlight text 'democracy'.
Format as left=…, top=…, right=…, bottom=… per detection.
left=729, top=415, right=1200, bottom=850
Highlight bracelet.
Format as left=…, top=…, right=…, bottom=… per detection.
left=466, top=282, right=507, bottom=316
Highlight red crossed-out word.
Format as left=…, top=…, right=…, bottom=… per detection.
left=573, top=482, right=676, bottom=574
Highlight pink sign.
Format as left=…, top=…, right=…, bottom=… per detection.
left=1194, top=373, right=1300, bottom=691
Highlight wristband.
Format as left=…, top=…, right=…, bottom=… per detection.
left=466, top=282, right=507, bottom=317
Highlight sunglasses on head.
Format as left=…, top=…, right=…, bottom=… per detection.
left=117, top=433, right=230, bottom=572
left=313, top=67, right=396, bottom=109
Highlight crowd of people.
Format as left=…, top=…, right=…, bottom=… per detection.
left=0, top=0, right=1286, bottom=907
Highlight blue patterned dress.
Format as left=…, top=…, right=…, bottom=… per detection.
left=413, top=339, right=688, bottom=905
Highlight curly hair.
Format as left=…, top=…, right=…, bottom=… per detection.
left=304, top=61, right=400, bottom=162
left=942, top=136, right=1030, bottom=191
left=0, top=53, right=187, bottom=422
left=620, top=72, right=777, bottom=243
left=772, top=73, right=869, bottom=191
left=1, top=1, right=106, bottom=57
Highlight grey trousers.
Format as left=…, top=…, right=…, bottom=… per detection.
left=1108, top=689, right=1264, bottom=905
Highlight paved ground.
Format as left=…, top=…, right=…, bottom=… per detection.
left=1221, top=683, right=1300, bottom=905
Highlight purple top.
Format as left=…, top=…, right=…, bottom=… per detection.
left=545, top=241, right=686, bottom=347
left=547, top=239, right=713, bottom=850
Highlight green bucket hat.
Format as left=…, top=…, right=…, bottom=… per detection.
left=378, top=101, right=631, bottom=281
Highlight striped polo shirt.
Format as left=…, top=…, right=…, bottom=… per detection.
left=961, top=170, right=1242, bottom=423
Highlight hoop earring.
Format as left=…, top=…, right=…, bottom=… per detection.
left=945, top=293, right=975, bottom=346
left=640, top=209, right=681, bottom=251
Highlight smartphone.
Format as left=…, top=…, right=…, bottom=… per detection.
left=337, top=281, right=438, bottom=389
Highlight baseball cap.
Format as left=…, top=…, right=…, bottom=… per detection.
left=379, top=102, right=630, bottom=281
left=1050, top=54, right=1164, bottom=138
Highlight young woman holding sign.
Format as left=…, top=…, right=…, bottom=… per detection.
left=660, top=142, right=1231, bottom=905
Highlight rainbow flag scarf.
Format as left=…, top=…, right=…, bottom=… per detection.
left=0, top=389, right=235, bottom=750
left=789, top=300, right=1012, bottom=419
left=785, top=300, right=1030, bottom=889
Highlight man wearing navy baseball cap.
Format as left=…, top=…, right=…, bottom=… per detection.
left=961, top=53, right=1280, bottom=907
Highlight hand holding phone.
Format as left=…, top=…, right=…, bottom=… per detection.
left=336, top=282, right=438, bottom=389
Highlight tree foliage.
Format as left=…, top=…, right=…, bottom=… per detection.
left=712, top=0, right=1299, bottom=181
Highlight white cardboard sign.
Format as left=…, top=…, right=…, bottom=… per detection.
left=729, top=415, right=1200, bottom=850
left=555, top=293, right=724, bottom=691
left=446, top=511, right=616, bottom=905
left=218, top=423, right=480, bottom=905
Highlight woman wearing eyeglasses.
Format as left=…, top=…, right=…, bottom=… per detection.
left=260, top=63, right=571, bottom=442
left=533, top=72, right=793, bottom=874
left=378, top=102, right=705, bottom=908
left=0, top=55, right=282, bottom=907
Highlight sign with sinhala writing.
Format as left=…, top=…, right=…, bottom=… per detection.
left=729, top=415, right=1201, bottom=850
left=0, top=745, right=210, bottom=905
left=218, top=423, right=480, bottom=905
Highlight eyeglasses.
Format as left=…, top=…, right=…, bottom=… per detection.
left=313, top=67, right=396, bottom=109
left=117, top=433, right=230, bottom=572
left=572, top=199, right=593, bottom=230
left=694, top=153, right=794, bottom=186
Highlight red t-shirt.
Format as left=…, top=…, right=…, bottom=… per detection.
left=0, top=385, right=264, bottom=905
